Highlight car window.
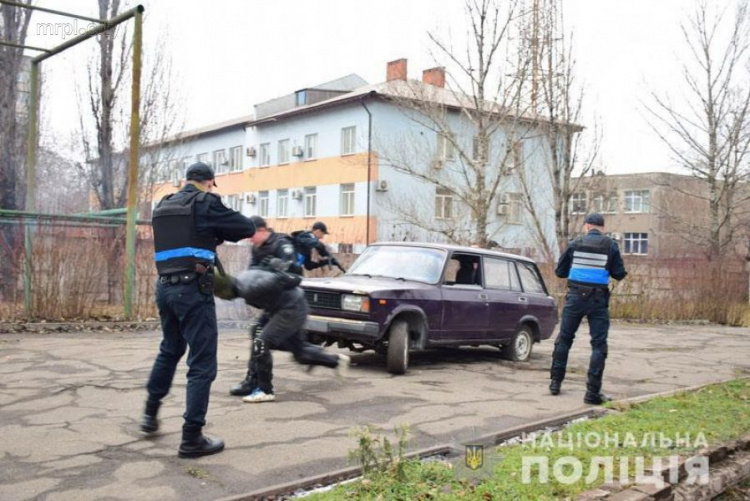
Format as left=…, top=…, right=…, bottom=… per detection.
left=443, top=253, right=482, bottom=286
left=348, top=245, right=446, bottom=283
left=484, top=257, right=515, bottom=290
left=517, top=262, right=546, bottom=294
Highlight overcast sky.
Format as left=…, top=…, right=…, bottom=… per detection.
left=23, top=0, right=736, bottom=174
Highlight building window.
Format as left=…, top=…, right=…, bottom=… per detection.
left=259, top=143, right=270, bottom=167
left=592, top=193, right=618, bottom=213
left=278, top=139, right=290, bottom=165
left=225, top=194, right=240, bottom=211
left=435, top=187, right=453, bottom=220
left=503, top=141, right=523, bottom=175
left=437, top=132, right=455, bottom=161
left=277, top=189, right=289, bottom=218
left=624, top=232, right=649, bottom=255
left=341, top=126, right=356, bottom=155
left=570, top=192, right=587, bottom=214
left=498, top=193, right=523, bottom=224
left=305, top=133, right=317, bottom=160
left=624, top=190, right=650, bottom=213
left=196, top=152, right=208, bottom=165
left=340, top=183, right=355, bottom=216
left=295, top=90, right=307, bottom=106
left=258, top=191, right=269, bottom=217
left=213, top=149, right=227, bottom=174
left=304, top=187, right=317, bottom=217
left=229, top=146, right=243, bottom=172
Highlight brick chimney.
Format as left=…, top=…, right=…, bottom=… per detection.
left=422, top=67, right=446, bottom=88
left=386, top=58, right=407, bottom=82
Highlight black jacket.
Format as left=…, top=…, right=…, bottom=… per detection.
left=290, top=230, right=331, bottom=271
left=556, top=229, right=628, bottom=287
left=249, top=231, right=303, bottom=276
left=153, top=184, right=255, bottom=274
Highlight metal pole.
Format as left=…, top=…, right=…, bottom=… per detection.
left=32, top=5, right=144, bottom=64
left=124, top=7, right=143, bottom=319
left=0, top=40, right=50, bottom=53
left=23, top=61, right=39, bottom=317
left=360, top=94, right=374, bottom=246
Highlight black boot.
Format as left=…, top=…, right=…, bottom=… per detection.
left=140, top=400, right=160, bottom=434
left=584, top=391, right=613, bottom=405
left=178, top=424, right=225, bottom=459
left=229, top=377, right=255, bottom=396
left=584, top=380, right=612, bottom=405
left=549, top=379, right=561, bottom=395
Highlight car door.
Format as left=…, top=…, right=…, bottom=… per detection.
left=515, top=261, right=555, bottom=332
left=483, top=256, right=526, bottom=341
left=437, top=253, right=489, bottom=342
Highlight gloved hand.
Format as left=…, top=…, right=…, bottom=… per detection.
left=264, top=257, right=290, bottom=272
left=213, top=273, right=238, bottom=300
left=329, top=256, right=340, bottom=267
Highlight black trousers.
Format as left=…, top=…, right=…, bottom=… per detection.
left=147, top=279, right=217, bottom=427
left=252, top=288, right=340, bottom=394
left=550, top=287, right=610, bottom=394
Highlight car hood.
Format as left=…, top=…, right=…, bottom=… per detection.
left=301, top=275, right=435, bottom=294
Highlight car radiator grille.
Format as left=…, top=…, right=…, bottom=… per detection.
left=304, top=290, right=342, bottom=310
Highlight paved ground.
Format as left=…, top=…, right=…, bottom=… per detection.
left=0, top=322, right=748, bottom=500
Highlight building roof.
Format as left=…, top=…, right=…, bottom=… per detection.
left=245, top=78, right=583, bottom=130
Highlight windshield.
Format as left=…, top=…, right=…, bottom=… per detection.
left=348, top=245, right=447, bottom=284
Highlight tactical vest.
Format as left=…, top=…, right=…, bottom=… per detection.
left=152, top=191, right=217, bottom=275
left=567, top=234, right=612, bottom=287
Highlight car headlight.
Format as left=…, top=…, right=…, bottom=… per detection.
left=341, top=294, right=370, bottom=313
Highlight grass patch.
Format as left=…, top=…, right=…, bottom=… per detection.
left=184, top=466, right=210, bottom=480
left=307, top=379, right=750, bottom=500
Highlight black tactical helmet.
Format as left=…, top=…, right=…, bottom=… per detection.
left=185, top=162, right=217, bottom=186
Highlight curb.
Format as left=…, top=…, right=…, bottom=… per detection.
left=0, top=320, right=254, bottom=334
left=219, top=378, right=750, bottom=501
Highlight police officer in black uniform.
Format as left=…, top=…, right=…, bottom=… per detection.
left=549, top=213, right=627, bottom=405
left=290, top=221, right=342, bottom=271
left=140, top=162, right=255, bottom=458
left=216, top=255, right=350, bottom=404
left=229, top=215, right=301, bottom=399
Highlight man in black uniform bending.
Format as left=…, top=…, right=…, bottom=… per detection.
left=141, top=162, right=255, bottom=458
left=549, top=213, right=627, bottom=405
left=229, top=216, right=301, bottom=400
left=216, top=257, right=350, bottom=403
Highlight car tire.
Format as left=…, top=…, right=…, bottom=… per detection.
left=387, top=320, right=409, bottom=375
left=501, top=326, right=533, bottom=362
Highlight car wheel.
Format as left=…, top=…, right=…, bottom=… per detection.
left=387, top=320, right=409, bottom=375
left=502, top=326, right=533, bottom=362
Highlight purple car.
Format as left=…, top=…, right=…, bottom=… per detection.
left=302, top=242, right=558, bottom=374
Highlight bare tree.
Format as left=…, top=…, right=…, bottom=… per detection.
left=0, top=1, right=33, bottom=300
left=376, top=0, right=540, bottom=249
left=647, top=0, right=750, bottom=260
left=74, top=0, right=183, bottom=302
left=515, top=0, right=598, bottom=260
left=76, top=0, right=183, bottom=212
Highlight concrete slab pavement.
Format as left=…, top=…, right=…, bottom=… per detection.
left=0, top=322, right=748, bottom=500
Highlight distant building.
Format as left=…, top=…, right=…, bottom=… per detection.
left=569, top=172, right=750, bottom=259
left=151, top=59, right=571, bottom=255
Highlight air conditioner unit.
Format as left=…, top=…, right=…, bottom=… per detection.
left=497, top=203, right=509, bottom=216
left=610, top=232, right=622, bottom=241
left=375, top=180, right=389, bottom=192
left=246, top=147, right=257, bottom=157
left=499, top=193, right=510, bottom=204
left=292, top=145, right=304, bottom=157
left=292, top=190, right=304, bottom=201
left=245, top=193, right=256, bottom=204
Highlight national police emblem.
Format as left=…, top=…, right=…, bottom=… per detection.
left=465, top=444, right=484, bottom=471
